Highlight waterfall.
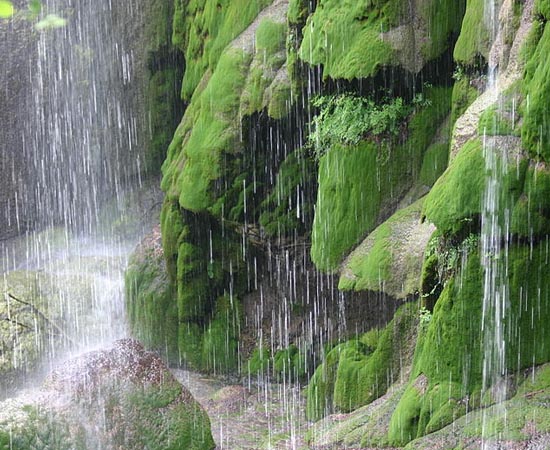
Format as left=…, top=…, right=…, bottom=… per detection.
left=0, top=0, right=153, bottom=390
left=481, top=0, right=509, bottom=446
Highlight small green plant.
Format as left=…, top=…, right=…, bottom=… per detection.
left=419, top=306, right=432, bottom=328
left=307, top=93, right=430, bottom=159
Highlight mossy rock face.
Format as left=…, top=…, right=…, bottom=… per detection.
left=423, top=137, right=528, bottom=235
left=259, top=150, right=317, bottom=238
left=155, top=200, right=246, bottom=372
left=125, top=226, right=179, bottom=364
left=298, top=0, right=465, bottom=79
left=202, top=295, right=242, bottom=374
left=162, top=3, right=291, bottom=215
left=404, top=364, right=550, bottom=448
left=389, top=237, right=550, bottom=445
left=306, top=302, right=419, bottom=421
left=173, top=0, right=272, bottom=100
left=511, top=162, right=550, bottom=237
left=0, top=340, right=215, bottom=450
left=522, top=21, right=550, bottom=161
left=306, top=382, right=407, bottom=449
left=453, top=0, right=492, bottom=66
left=311, top=87, right=452, bottom=272
left=339, top=198, right=435, bottom=299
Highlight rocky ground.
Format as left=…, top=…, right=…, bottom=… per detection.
left=176, top=370, right=310, bottom=450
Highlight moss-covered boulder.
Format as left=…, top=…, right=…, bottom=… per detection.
left=306, top=302, right=419, bottom=421
left=0, top=339, right=215, bottom=450
left=162, top=0, right=290, bottom=215
left=339, top=198, right=435, bottom=299
left=298, top=0, right=465, bottom=79
left=126, top=226, right=179, bottom=363
left=387, top=236, right=550, bottom=446
left=311, top=87, right=452, bottom=272
left=404, top=363, right=550, bottom=448
left=522, top=18, right=550, bottom=160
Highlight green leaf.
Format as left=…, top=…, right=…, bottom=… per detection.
left=35, top=13, right=67, bottom=30
left=28, top=0, right=41, bottom=17
left=0, top=0, right=14, bottom=18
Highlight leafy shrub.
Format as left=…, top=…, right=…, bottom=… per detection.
left=307, top=93, right=430, bottom=159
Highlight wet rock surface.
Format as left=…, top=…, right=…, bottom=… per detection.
left=0, top=339, right=215, bottom=450
left=176, top=369, right=308, bottom=450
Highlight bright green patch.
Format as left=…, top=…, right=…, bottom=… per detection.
left=423, top=139, right=485, bottom=233
left=202, top=295, right=242, bottom=373
left=307, top=303, right=418, bottom=421
left=478, top=104, right=517, bottom=136
left=453, top=0, right=491, bottom=65
left=536, top=0, right=550, bottom=18
left=308, top=94, right=414, bottom=159
left=522, top=22, right=550, bottom=160
left=298, top=0, right=397, bottom=80
left=173, top=0, right=272, bottom=100
left=259, top=151, right=316, bottom=237
left=451, top=76, right=479, bottom=127
left=421, top=0, right=466, bottom=61
left=255, top=20, right=286, bottom=54
left=0, top=0, right=14, bottom=18
left=419, top=142, right=449, bottom=186
left=511, top=164, right=550, bottom=237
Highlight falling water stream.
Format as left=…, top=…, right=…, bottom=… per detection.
left=481, top=0, right=509, bottom=446
left=0, top=0, right=154, bottom=394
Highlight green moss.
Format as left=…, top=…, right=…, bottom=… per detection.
left=421, top=0, right=466, bottom=61
left=240, top=20, right=288, bottom=118
left=423, top=139, right=485, bottom=233
left=288, top=0, right=308, bottom=24
left=453, top=0, right=491, bottom=65
left=178, top=322, right=204, bottom=369
left=267, top=81, right=292, bottom=119
left=339, top=199, right=425, bottom=294
left=389, top=251, right=483, bottom=445
left=307, top=342, right=341, bottom=421
left=307, top=303, right=418, bottom=421
left=273, top=344, right=309, bottom=381
left=424, top=136, right=529, bottom=235
left=298, top=0, right=397, bottom=80
left=388, top=378, right=423, bottom=445
left=259, top=151, right=316, bottom=237
left=173, top=0, right=271, bottom=100
left=478, top=105, right=517, bottom=137
left=202, top=295, right=241, bottom=373
left=511, top=164, right=550, bottom=237
left=419, top=142, right=449, bottom=187
left=163, top=13, right=291, bottom=214
left=146, top=68, right=182, bottom=174
left=177, top=50, right=252, bottom=212
left=522, top=22, right=550, bottom=160
left=390, top=238, right=550, bottom=445
left=421, top=382, right=466, bottom=434
left=311, top=141, right=382, bottom=271
left=451, top=76, right=479, bottom=127
left=246, top=346, right=271, bottom=374
left=478, top=105, right=516, bottom=136
left=256, top=20, right=286, bottom=54
left=125, top=243, right=179, bottom=363
left=536, top=0, right=550, bottom=18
